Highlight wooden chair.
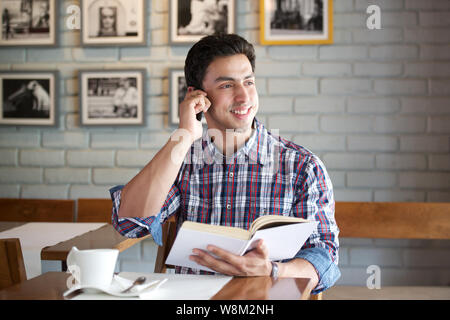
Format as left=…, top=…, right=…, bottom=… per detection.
left=335, top=201, right=450, bottom=239
left=0, top=238, right=27, bottom=290
left=324, top=201, right=450, bottom=300
left=76, top=199, right=112, bottom=223
left=0, top=198, right=75, bottom=222
left=154, top=215, right=177, bottom=273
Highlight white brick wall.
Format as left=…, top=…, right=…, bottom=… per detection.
left=0, top=0, right=449, bottom=287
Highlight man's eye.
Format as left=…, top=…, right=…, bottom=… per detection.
left=220, top=84, right=232, bottom=89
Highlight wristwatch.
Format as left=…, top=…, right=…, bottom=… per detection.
left=270, top=261, right=279, bottom=278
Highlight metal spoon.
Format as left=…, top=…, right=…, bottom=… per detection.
left=121, top=276, right=146, bottom=293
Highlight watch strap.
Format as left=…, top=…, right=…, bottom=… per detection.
left=270, top=261, right=279, bottom=278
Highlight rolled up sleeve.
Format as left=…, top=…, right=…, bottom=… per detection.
left=291, top=155, right=341, bottom=293
left=293, top=247, right=341, bottom=294
left=109, top=183, right=181, bottom=246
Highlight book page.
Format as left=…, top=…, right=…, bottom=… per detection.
left=182, top=221, right=250, bottom=240
left=250, top=215, right=308, bottom=234
left=166, top=228, right=249, bottom=272
left=244, top=221, right=319, bottom=261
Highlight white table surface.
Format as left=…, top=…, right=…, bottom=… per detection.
left=71, top=272, right=233, bottom=300
left=0, top=222, right=106, bottom=279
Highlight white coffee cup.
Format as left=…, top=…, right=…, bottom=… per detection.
left=66, top=246, right=119, bottom=289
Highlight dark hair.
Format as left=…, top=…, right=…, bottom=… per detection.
left=184, top=33, right=256, bottom=90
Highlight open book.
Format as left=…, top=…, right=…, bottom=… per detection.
left=165, top=215, right=318, bottom=272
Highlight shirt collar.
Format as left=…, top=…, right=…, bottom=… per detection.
left=191, top=118, right=269, bottom=168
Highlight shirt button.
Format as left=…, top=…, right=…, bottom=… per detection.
left=226, top=204, right=231, bottom=209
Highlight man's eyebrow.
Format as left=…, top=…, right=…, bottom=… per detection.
left=214, top=73, right=255, bottom=83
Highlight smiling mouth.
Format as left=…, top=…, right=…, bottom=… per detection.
left=231, top=107, right=252, bottom=115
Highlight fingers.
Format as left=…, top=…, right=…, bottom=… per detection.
left=189, top=243, right=270, bottom=277
left=189, top=248, right=242, bottom=276
left=185, top=88, right=211, bottom=114
left=206, top=245, right=244, bottom=266
left=254, top=239, right=269, bottom=257
left=243, top=240, right=268, bottom=258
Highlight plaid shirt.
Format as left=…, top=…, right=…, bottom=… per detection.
left=110, top=118, right=340, bottom=293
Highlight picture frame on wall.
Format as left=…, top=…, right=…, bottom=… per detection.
left=170, top=0, right=235, bottom=45
left=0, top=71, right=57, bottom=126
left=169, top=69, right=187, bottom=126
left=79, top=69, right=145, bottom=126
left=260, top=0, right=333, bottom=45
left=0, top=0, right=57, bottom=46
left=81, top=0, right=146, bottom=46
left=169, top=68, right=206, bottom=126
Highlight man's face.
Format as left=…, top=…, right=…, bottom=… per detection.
left=201, top=54, right=258, bottom=133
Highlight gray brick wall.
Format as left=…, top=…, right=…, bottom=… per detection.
left=0, top=0, right=449, bottom=287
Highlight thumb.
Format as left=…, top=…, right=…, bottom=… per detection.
left=255, top=239, right=269, bottom=258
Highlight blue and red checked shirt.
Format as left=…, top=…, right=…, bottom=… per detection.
left=110, top=118, right=340, bottom=293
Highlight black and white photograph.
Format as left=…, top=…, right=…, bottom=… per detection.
left=81, top=0, right=146, bottom=46
left=169, top=69, right=186, bottom=126
left=0, top=71, right=56, bottom=126
left=79, top=70, right=145, bottom=126
left=169, top=69, right=206, bottom=126
left=0, top=0, right=56, bottom=46
left=260, top=0, right=332, bottom=45
left=170, top=0, right=235, bottom=44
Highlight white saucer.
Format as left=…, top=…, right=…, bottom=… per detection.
left=63, top=274, right=167, bottom=298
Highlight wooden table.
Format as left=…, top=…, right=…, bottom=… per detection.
left=0, top=272, right=314, bottom=300
left=0, top=222, right=110, bottom=278
left=41, top=224, right=150, bottom=270
left=0, top=222, right=150, bottom=274
left=0, top=222, right=26, bottom=232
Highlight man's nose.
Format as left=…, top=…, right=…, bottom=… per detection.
left=234, top=84, right=250, bottom=104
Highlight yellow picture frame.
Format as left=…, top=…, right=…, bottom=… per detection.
left=260, top=0, right=333, bottom=45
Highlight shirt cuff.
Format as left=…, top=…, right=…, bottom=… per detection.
left=109, top=185, right=164, bottom=246
left=292, top=247, right=341, bottom=294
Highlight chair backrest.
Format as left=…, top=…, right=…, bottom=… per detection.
left=76, top=199, right=112, bottom=223
left=0, top=238, right=27, bottom=290
left=336, top=202, right=450, bottom=239
left=154, top=215, right=177, bottom=273
left=0, top=198, right=75, bottom=222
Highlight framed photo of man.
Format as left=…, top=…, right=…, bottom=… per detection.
left=79, top=70, right=145, bottom=126
left=0, top=71, right=57, bottom=126
left=81, top=0, right=146, bottom=46
left=170, top=0, right=235, bottom=45
left=169, top=68, right=206, bottom=126
left=0, top=0, right=57, bottom=46
left=260, top=0, right=333, bottom=45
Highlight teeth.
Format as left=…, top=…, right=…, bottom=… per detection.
left=231, top=109, right=249, bottom=115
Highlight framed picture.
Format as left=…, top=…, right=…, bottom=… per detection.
left=79, top=70, right=145, bottom=126
left=260, top=0, right=333, bottom=45
left=169, top=68, right=206, bottom=126
left=0, top=71, right=57, bottom=126
left=81, top=0, right=146, bottom=46
left=0, top=0, right=57, bottom=46
left=170, top=0, right=235, bottom=45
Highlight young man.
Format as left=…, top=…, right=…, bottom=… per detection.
left=111, top=34, right=340, bottom=294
